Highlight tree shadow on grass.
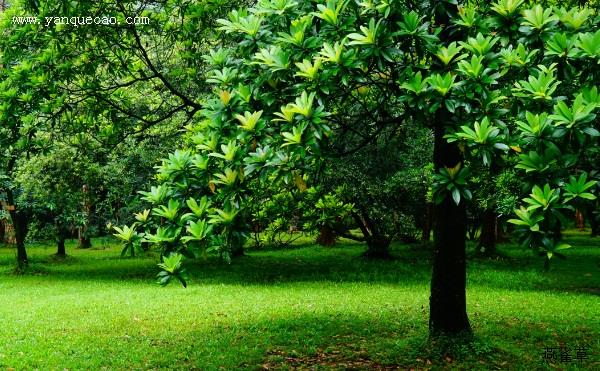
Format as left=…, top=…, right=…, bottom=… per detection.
left=1, top=241, right=598, bottom=296
left=129, top=313, right=547, bottom=370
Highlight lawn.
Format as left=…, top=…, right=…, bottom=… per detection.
left=0, top=233, right=598, bottom=370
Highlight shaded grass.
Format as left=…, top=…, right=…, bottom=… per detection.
left=0, top=232, right=598, bottom=369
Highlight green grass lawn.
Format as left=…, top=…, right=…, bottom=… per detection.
left=0, top=232, right=598, bottom=370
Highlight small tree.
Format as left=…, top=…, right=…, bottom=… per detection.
left=15, top=147, right=99, bottom=257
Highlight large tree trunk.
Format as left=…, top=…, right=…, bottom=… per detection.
left=478, top=209, right=497, bottom=256
left=429, top=117, right=471, bottom=336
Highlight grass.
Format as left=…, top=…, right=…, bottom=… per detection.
left=0, top=232, right=598, bottom=370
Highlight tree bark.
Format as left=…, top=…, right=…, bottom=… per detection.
left=587, top=205, right=599, bottom=237
left=78, top=233, right=92, bottom=249
left=78, top=184, right=93, bottom=249
left=230, top=241, right=245, bottom=257
left=6, top=189, right=28, bottom=268
left=0, top=220, right=5, bottom=243
left=363, top=235, right=391, bottom=259
left=429, top=116, right=471, bottom=336
left=55, top=220, right=68, bottom=257
left=56, top=236, right=66, bottom=257
left=421, top=202, right=433, bottom=243
left=478, top=209, right=497, bottom=256
left=575, top=209, right=585, bottom=231
left=316, top=225, right=336, bottom=246
left=352, top=211, right=392, bottom=258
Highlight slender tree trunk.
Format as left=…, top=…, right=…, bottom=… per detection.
left=0, top=220, right=5, bottom=242
left=6, top=190, right=28, bottom=268
left=56, top=236, right=66, bottom=257
left=422, top=202, right=433, bottom=242
left=429, top=116, right=471, bottom=336
left=352, top=211, right=391, bottom=258
left=55, top=220, right=68, bottom=257
left=78, top=184, right=93, bottom=249
left=591, top=218, right=599, bottom=237
left=478, top=209, right=497, bottom=256
left=587, top=205, right=599, bottom=237
left=575, top=209, right=585, bottom=230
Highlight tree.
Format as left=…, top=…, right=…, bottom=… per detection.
left=0, top=1, right=66, bottom=268
left=15, top=147, right=99, bottom=256
left=130, top=0, right=600, bottom=338
left=1, top=0, right=239, bottom=266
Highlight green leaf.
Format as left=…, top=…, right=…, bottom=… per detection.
left=451, top=187, right=460, bottom=205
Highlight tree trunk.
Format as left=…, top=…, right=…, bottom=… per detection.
left=10, top=211, right=29, bottom=268
left=422, top=202, right=433, bottom=243
left=575, top=209, right=585, bottom=230
left=55, top=221, right=68, bottom=257
left=6, top=189, right=28, bottom=269
left=78, top=184, right=93, bottom=249
left=352, top=211, right=392, bottom=259
left=78, top=233, right=92, bottom=249
left=587, top=206, right=599, bottom=237
left=429, top=117, right=471, bottom=336
left=230, top=242, right=244, bottom=257
left=364, top=235, right=391, bottom=259
left=56, top=236, right=66, bottom=257
left=0, top=220, right=5, bottom=243
left=478, top=209, right=497, bottom=256
left=316, top=225, right=336, bottom=246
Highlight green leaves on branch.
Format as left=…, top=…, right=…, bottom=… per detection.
left=236, top=111, right=264, bottom=132
left=446, top=117, right=509, bottom=166
left=562, top=173, right=597, bottom=202
left=112, top=225, right=143, bottom=258
left=157, top=253, right=189, bottom=288
left=577, top=30, right=600, bottom=58
left=314, top=0, right=348, bottom=26
left=432, top=163, right=472, bottom=206
left=427, top=73, right=456, bottom=97
left=181, top=220, right=213, bottom=244
left=460, top=33, right=499, bottom=56
left=139, top=185, right=170, bottom=204
left=435, top=42, right=465, bottom=66
left=216, top=9, right=262, bottom=36
left=152, top=199, right=181, bottom=221
left=520, top=5, right=558, bottom=34
left=550, top=94, right=597, bottom=131
left=522, top=184, right=560, bottom=211
left=491, top=0, right=525, bottom=18
left=512, top=64, right=560, bottom=101
left=508, top=183, right=580, bottom=265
